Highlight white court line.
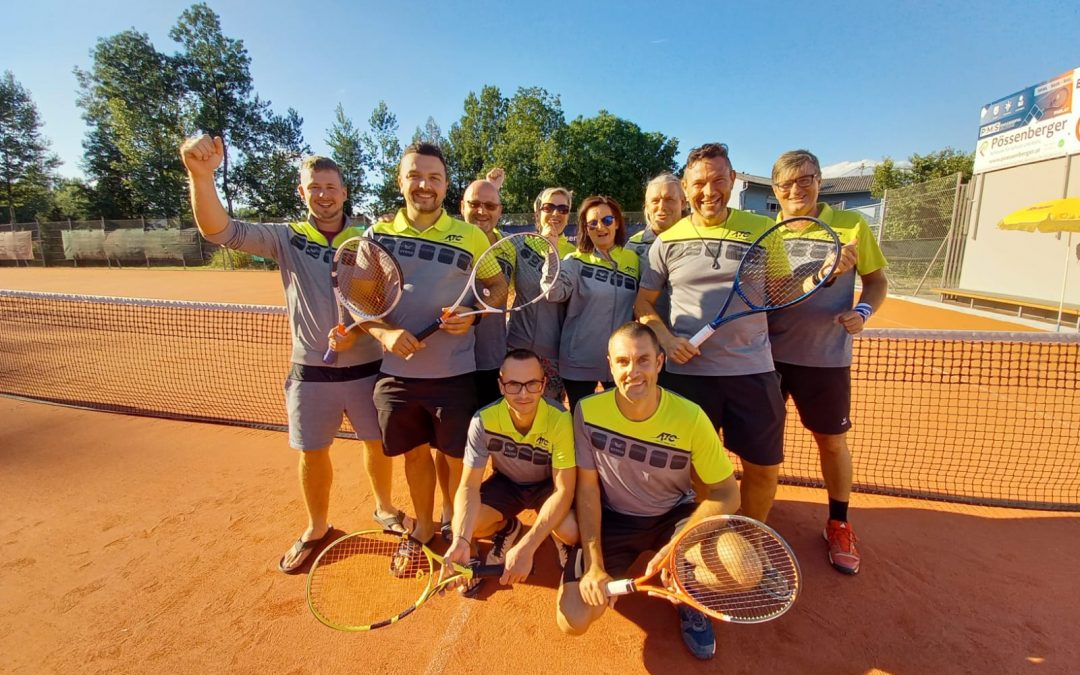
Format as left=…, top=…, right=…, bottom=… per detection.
left=422, top=600, right=475, bottom=675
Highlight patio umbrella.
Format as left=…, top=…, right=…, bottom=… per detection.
left=997, top=197, right=1080, bottom=330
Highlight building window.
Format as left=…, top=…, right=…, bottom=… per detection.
left=766, top=200, right=780, bottom=213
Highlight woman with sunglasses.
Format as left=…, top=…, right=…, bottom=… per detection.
left=507, top=187, right=577, bottom=401
left=542, top=195, right=641, bottom=412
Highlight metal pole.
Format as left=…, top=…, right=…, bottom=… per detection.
left=1055, top=232, right=1071, bottom=331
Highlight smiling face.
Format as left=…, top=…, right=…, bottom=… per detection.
left=607, top=331, right=664, bottom=403
left=772, top=161, right=821, bottom=218
left=298, top=168, right=346, bottom=229
left=684, top=155, right=735, bottom=225
left=645, top=179, right=685, bottom=232
left=398, top=151, right=447, bottom=217
left=584, top=203, right=617, bottom=252
left=498, top=354, right=546, bottom=418
left=536, top=190, right=571, bottom=237
left=461, top=180, right=503, bottom=233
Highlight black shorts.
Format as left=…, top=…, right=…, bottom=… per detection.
left=563, top=379, right=614, bottom=414
left=373, top=372, right=478, bottom=458
left=660, top=370, right=785, bottom=466
left=775, top=362, right=852, bottom=435
left=479, top=471, right=554, bottom=521
left=563, top=502, right=696, bottom=582
left=474, top=368, right=503, bottom=408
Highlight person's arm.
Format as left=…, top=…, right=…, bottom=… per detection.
left=575, top=467, right=610, bottom=607
left=501, top=467, right=576, bottom=584
left=837, top=269, right=888, bottom=335
left=444, top=464, right=485, bottom=566
left=635, top=287, right=699, bottom=364
left=541, top=255, right=577, bottom=303
left=179, top=135, right=229, bottom=238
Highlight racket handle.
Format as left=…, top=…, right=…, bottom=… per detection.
left=322, top=325, right=346, bottom=364
left=605, top=579, right=637, bottom=597
left=688, top=325, right=715, bottom=348
left=472, top=563, right=505, bottom=578
left=413, top=319, right=442, bottom=342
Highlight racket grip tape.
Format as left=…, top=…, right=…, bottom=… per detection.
left=413, top=320, right=442, bottom=342
left=604, top=579, right=637, bottom=597
left=322, top=324, right=347, bottom=364
left=688, top=325, right=716, bottom=348
left=472, top=563, right=505, bottom=578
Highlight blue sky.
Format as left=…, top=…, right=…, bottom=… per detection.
left=4, top=0, right=1079, bottom=180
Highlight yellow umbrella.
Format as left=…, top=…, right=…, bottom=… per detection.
left=997, top=197, right=1080, bottom=330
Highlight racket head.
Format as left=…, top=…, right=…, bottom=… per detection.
left=330, top=237, right=405, bottom=323
left=667, top=515, right=801, bottom=624
left=732, top=215, right=841, bottom=312
left=472, top=233, right=560, bottom=314
left=306, top=530, right=447, bottom=631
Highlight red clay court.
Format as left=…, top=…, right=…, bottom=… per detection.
left=2, top=268, right=1078, bottom=674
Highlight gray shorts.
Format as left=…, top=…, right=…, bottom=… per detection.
left=284, top=362, right=381, bottom=450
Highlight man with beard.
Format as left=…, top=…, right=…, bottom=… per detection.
left=361, top=142, right=507, bottom=551
left=180, top=136, right=408, bottom=574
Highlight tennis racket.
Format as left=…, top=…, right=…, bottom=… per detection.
left=605, top=515, right=800, bottom=624
left=307, top=529, right=504, bottom=631
left=323, top=237, right=405, bottom=364
left=412, top=232, right=561, bottom=342
left=688, top=216, right=841, bottom=348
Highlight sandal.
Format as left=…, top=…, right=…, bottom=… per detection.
left=373, top=509, right=413, bottom=534
left=389, top=534, right=434, bottom=578
left=277, top=524, right=334, bottom=574
left=459, top=557, right=484, bottom=598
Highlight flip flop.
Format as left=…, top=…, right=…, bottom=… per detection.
left=277, top=524, right=334, bottom=575
left=389, top=534, right=434, bottom=578
left=373, top=509, right=412, bottom=534
left=459, top=557, right=484, bottom=598
left=440, top=521, right=453, bottom=543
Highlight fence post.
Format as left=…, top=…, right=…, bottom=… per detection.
left=878, top=190, right=888, bottom=242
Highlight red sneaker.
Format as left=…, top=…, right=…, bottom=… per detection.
left=823, top=519, right=861, bottom=575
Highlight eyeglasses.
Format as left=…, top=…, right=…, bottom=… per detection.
left=540, top=203, right=570, bottom=215
left=774, top=174, right=818, bottom=193
left=466, top=200, right=500, bottom=211
left=499, top=379, right=545, bottom=394
left=586, top=215, right=616, bottom=230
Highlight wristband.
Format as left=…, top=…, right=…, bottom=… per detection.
left=854, top=302, right=873, bottom=322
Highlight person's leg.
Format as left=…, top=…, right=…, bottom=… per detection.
left=815, top=432, right=852, bottom=504
left=401, top=445, right=437, bottom=544
left=738, top=460, right=781, bottom=523
left=720, top=372, right=786, bottom=523
left=428, top=372, right=478, bottom=542
left=345, top=375, right=409, bottom=530
left=434, top=451, right=453, bottom=536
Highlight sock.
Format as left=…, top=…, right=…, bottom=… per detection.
left=829, top=499, right=849, bottom=523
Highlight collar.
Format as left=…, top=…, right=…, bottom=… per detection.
left=390, top=208, right=453, bottom=233
left=496, top=397, right=548, bottom=440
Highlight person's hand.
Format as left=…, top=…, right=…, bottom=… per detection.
left=836, top=309, right=867, bottom=335
left=485, top=167, right=506, bottom=191
left=368, top=326, right=424, bottom=358
left=659, top=333, right=700, bottom=365
left=643, top=542, right=679, bottom=605
left=441, top=536, right=473, bottom=592
left=499, top=542, right=533, bottom=585
left=326, top=325, right=359, bottom=353
left=439, top=306, right=477, bottom=336
left=578, top=565, right=614, bottom=608
left=180, top=134, right=224, bottom=178
left=824, top=238, right=858, bottom=280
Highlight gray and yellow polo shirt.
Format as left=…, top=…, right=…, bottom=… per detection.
left=464, top=397, right=575, bottom=484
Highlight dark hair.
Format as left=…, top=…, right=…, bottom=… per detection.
left=401, top=141, right=448, bottom=174
left=300, top=156, right=344, bottom=183
left=608, top=321, right=661, bottom=354
left=685, top=143, right=731, bottom=172
left=501, top=348, right=544, bottom=371
left=576, top=195, right=627, bottom=253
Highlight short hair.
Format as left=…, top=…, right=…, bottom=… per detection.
left=576, top=195, right=627, bottom=253
left=533, top=187, right=573, bottom=214
left=401, top=141, right=447, bottom=174
left=608, top=321, right=661, bottom=354
left=501, top=348, right=543, bottom=371
left=300, top=156, right=343, bottom=183
left=685, top=143, right=731, bottom=172
left=771, top=149, right=821, bottom=182
left=642, top=173, right=686, bottom=227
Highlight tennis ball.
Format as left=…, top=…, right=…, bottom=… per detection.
left=691, top=563, right=723, bottom=588
left=713, top=530, right=764, bottom=591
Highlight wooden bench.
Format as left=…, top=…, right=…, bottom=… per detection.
left=933, top=287, right=1080, bottom=323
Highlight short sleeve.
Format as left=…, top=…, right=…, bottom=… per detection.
left=640, top=238, right=668, bottom=291
left=550, top=411, right=577, bottom=470
left=462, top=414, right=489, bottom=470
left=573, top=404, right=596, bottom=470
left=854, top=218, right=888, bottom=275
left=688, top=407, right=733, bottom=484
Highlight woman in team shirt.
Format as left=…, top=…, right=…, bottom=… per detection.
left=506, top=187, right=577, bottom=400
left=543, top=195, right=641, bottom=412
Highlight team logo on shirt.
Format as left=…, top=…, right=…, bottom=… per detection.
left=444, top=234, right=464, bottom=243
left=588, top=428, right=689, bottom=471
left=536, top=436, right=550, bottom=448
left=485, top=437, right=552, bottom=466
left=655, top=432, right=678, bottom=443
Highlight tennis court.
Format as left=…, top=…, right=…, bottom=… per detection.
left=2, top=267, right=1079, bottom=674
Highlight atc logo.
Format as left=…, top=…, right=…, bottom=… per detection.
left=536, top=436, right=550, bottom=448
left=655, top=432, right=678, bottom=443
left=445, top=234, right=464, bottom=243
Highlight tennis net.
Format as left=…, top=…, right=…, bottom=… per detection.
left=2, top=289, right=1078, bottom=510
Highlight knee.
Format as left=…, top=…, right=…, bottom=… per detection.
left=813, top=432, right=848, bottom=457
left=554, top=516, right=579, bottom=546
left=556, top=610, right=588, bottom=636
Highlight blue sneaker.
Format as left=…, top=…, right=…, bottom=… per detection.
left=677, top=604, right=716, bottom=660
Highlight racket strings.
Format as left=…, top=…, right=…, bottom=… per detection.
left=473, top=234, right=560, bottom=312
left=334, top=241, right=403, bottom=320
left=735, top=219, right=837, bottom=310
left=308, top=532, right=434, bottom=629
left=673, top=520, right=799, bottom=623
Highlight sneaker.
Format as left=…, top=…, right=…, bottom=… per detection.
left=677, top=604, right=716, bottom=660
left=550, top=533, right=571, bottom=569
left=485, top=518, right=523, bottom=567
left=759, top=565, right=793, bottom=601
left=823, top=519, right=861, bottom=575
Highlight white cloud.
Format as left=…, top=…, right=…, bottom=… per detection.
left=821, top=159, right=912, bottom=178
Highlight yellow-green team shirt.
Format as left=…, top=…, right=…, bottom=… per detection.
left=574, top=388, right=734, bottom=517
left=464, top=397, right=575, bottom=484
left=768, top=203, right=887, bottom=367
left=367, top=210, right=494, bottom=378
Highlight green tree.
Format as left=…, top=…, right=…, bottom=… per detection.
left=326, top=103, right=367, bottom=216
left=557, top=110, right=678, bottom=212
left=0, top=71, right=60, bottom=222
left=170, top=2, right=259, bottom=216
left=232, top=108, right=310, bottom=218
left=47, top=178, right=95, bottom=220
left=410, top=116, right=460, bottom=209
left=491, top=87, right=565, bottom=212
left=75, top=31, right=188, bottom=218
left=871, top=147, right=974, bottom=199
left=361, top=100, right=403, bottom=217
left=447, top=85, right=508, bottom=210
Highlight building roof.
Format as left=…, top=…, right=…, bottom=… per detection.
left=735, top=172, right=873, bottom=195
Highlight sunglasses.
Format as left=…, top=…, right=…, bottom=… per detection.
left=586, top=215, right=616, bottom=230
left=465, top=200, right=500, bottom=211
left=540, top=203, right=570, bottom=215
left=499, top=379, right=545, bottom=394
